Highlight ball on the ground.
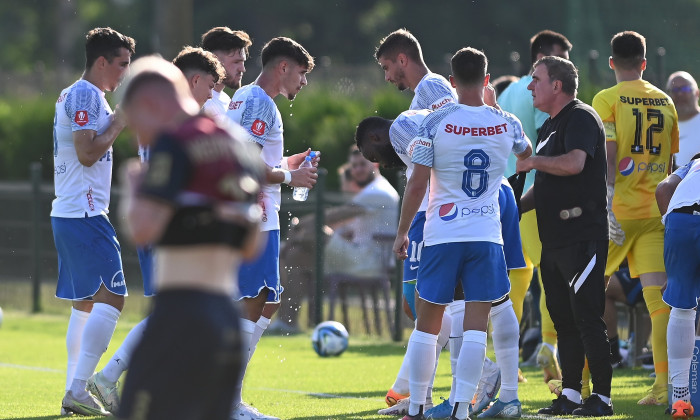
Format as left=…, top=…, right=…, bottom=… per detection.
left=311, top=320, right=349, bottom=357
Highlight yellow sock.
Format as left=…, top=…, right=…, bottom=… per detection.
left=509, top=253, right=534, bottom=323
left=642, top=286, right=670, bottom=390
left=539, top=270, right=558, bottom=346
left=581, top=358, right=591, bottom=398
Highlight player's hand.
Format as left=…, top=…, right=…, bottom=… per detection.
left=393, top=233, right=409, bottom=260
left=112, top=105, right=128, bottom=131
left=484, top=83, right=498, bottom=108
left=606, top=185, right=625, bottom=246
left=289, top=166, right=318, bottom=188
left=288, top=148, right=320, bottom=169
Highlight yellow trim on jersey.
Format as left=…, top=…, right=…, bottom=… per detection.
left=592, top=80, right=679, bottom=219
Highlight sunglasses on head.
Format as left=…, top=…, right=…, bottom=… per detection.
left=671, top=85, right=694, bottom=94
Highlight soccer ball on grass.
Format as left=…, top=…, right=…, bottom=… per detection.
left=311, top=321, right=348, bottom=357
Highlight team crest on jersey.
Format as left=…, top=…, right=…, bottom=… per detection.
left=74, top=110, right=89, bottom=126
left=439, top=203, right=458, bottom=221
left=251, top=119, right=266, bottom=136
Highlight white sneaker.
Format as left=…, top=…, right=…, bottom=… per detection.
left=472, top=357, right=501, bottom=414
left=377, top=398, right=433, bottom=416
left=87, top=372, right=120, bottom=414
left=60, top=406, right=74, bottom=416
left=231, top=401, right=280, bottom=420
left=61, top=390, right=111, bottom=416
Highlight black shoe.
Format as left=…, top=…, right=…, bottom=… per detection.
left=572, top=394, right=613, bottom=417
left=538, top=394, right=581, bottom=415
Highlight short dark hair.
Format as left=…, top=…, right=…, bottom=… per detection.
left=355, top=116, right=391, bottom=149
left=201, top=27, right=252, bottom=56
left=85, top=27, right=135, bottom=69
left=451, top=47, right=488, bottom=86
left=261, top=37, right=314, bottom=71
left=611, top=31, right=646, bottom=71
left=375, top=29, right=423, bottom=63
left=172, top=46, right=225, bottom=83
left=534, top=56, right=578, bottom=96
left=530, top=30, right=572, bottom=64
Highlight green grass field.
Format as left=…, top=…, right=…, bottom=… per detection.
left=0, top=310, right=672, bottom=419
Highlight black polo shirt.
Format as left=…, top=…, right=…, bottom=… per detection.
left=534, top=99, right=608, bottom=248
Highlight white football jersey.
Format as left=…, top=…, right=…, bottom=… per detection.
left=226, top=84, right=284, bottom=231
left=409, top=102, right=530, bottom=246
left=52, top=79, right=114, bottom=218
left=203, top=89, right=231, bottom=124
left=664, top=159, right=700, bottom=223
left=410, top=72, right=457, bottom=111
left=390, top=109, right=431, bottom=211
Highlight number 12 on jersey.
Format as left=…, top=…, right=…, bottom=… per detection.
left=631, top=108, right=663, bottom=155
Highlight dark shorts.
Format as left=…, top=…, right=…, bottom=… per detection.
left=119, top=290, right=243, bottom=420
left=615, top=266, right=643, bottom=306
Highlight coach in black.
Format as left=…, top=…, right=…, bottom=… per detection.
left=517, top=56, right=613, bottom=417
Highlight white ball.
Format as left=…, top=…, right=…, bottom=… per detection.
left=311, top=320, right=349, bottom=357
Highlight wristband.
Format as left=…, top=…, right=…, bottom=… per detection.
left=281, top=169, right=292, bottom=184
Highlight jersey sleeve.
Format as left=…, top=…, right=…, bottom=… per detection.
left=138, top=134, right=191, bottom=204
left=408, top=118, right=437, bottom=168
left=389, top=115, right=418, bottom=156
left=65, top=85, right=102, bottom=132
left=672, top=161, right=693, bottom=180
left=414, top=78, right=455, bottom=110
left=237, top=94, right=277, bottom=147
left=592, top=91, right=617, bottom=143
left=563, top=109, right=600, bottom=158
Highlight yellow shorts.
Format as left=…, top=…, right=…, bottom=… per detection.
left=605, top=217, right=665, bottom=278
left=520, top=210, right=542, bottom=267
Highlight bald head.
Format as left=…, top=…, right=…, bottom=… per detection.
left=667, top=71, right=700, bottom=120
left=120, top=56, right=201, bottom=145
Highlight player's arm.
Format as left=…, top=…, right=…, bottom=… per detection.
left=606, top=141, right=617, bottom=188
left=516, top=149, right=587, bottom=176
left=394, top=163, right=429, bottom=260
left=73, top=107, right=127, bottom=167
left=520, top=186, right=535, bottom=213
left=655, top=174, right=682, bottom=215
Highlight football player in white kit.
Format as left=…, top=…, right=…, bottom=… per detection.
left=393, top=47, right=531, bottom=420
left=173, top=46, right=227, bottom=108
left=52, top=27, right=134, bottom=416
left=225, top=36, right=319, bottom=420
left=201, top=27, right=252, bottom=123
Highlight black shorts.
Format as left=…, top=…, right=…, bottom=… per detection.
left=615, top=266, right=643, bottom=306
left=118, top=290, right=243, bottom=420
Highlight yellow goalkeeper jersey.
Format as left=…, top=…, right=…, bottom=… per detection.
left=592, top=79, right=679, bottom=220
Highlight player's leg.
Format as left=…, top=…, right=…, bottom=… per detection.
left=483, top=298, right=520, bottom=412
left=664, top=213, right=700, bottom=418
left=508, top=259, right=533, bottom=323
left=537, top=269, right=561, bottom=383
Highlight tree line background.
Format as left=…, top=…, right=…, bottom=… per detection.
left=2, top=0, right=700, bottom=188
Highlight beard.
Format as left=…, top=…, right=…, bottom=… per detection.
left=224, top=74, right=242, bottom=90
left=355, top=171, right=375, bottom=188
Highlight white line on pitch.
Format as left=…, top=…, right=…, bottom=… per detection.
left=0, top=362, right=63, bottom=373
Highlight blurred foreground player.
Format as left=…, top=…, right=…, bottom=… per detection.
left=656, top=155, right=700, bottom=419
left=116, top=56, right=265, bottom=420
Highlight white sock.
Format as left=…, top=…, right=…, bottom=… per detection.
left=249, top=316, right=271, bottom=361
left=407, top=329, right=438, bottom=416
left=233, top=319, right=257, bottom=407
left=392, top=349, right=411, bottom=396
left=101, top=317, right=148, bottom=383
left=65, top=308, right=90, bottom=392
left=448, top=301, right=464, bottom=406
left=594, top=393, right=611, bottom=405
left=668, top=307, right=696, bottom=401
left=562, top=388, right=582, bottom=404
left=455, top=331, right=486, bottom=405
left=426, top=311, right=451, bottom=403
left=70, top=303, right=120, bottom=398
left=490, top=300, right=519, bottom=402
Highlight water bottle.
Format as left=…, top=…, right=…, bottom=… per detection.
left=292, top=151, right=316, bottom=201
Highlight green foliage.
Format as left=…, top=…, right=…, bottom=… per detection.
left=279, top=84, right=409, bottom=190
left=0, top=98, right=55, bottom=180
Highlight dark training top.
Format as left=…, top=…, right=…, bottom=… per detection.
left=138, top=115, right=264, bottom=248
left=534, top=99, right=609, bottom=248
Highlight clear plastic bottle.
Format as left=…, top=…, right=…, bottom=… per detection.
left=292, top=151, right=316, bottom=201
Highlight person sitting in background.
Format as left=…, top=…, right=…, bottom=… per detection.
left=271, top=147, right=399, bottom=333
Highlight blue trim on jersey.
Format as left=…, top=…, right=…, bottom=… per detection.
left=662, top=213, right=700, bottom=309
left=417, top=241, right=510, bottom=304
left=411, top=73, right=456, bottom=110
left=499, top=183, right=526, bottom=270
left=237, top=229, right=282, bottom=302
left=403, top=282, right=417, bottom=319
left=137, top=246, right=155, bottom=297
left=403, top=211, right=426, bottom=282
left=390, top=115, right=419, bottom=156
left=239, top=86, right=277, bottom=147
left=52, top=215, right=126, bottom=300
left=65, top=81, right=102, bottom=132
left=485, top=106, right=528, bottom=153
